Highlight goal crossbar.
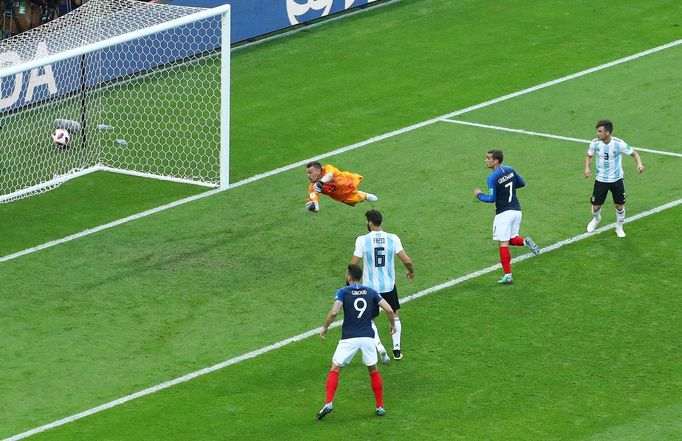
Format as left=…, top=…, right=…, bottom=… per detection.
left=0, top=5, right=230, bottom=79
left=0, top=1, right=231, bottom=203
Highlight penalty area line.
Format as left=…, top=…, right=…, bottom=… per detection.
left=1, top=39, right=680, bottom=266
left=6, top=196, right=682, bottom=441
left=438, top=119, right=682, bottom=158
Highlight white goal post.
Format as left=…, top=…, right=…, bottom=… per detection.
left=0, top=0, right=230, bottom=203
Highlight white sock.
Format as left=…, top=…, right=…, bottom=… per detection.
left=592, top=207, right=602, bottom=219
left=363, top=192, right=378, bottom=202
left=392, top=317, right=402, bottom=350
left=371, top=321, right=386, bottom=352
left=616, top=208, right=625, bottom=226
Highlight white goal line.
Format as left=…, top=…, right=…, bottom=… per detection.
left=439, top=119, right=682, bottom=158
left=1, top=38, right=681, bottom=266
left=6, top=195, right=682, bottom=441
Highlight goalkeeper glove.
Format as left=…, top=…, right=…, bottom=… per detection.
left=313, top=180, right=325, bottom=192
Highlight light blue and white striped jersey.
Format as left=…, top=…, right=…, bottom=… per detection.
left=353, top=231, right=404, bottom=293
left=587, top=136, right=634, bottom=183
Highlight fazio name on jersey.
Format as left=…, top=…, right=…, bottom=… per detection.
left=497, top=172, right=515, bottom=184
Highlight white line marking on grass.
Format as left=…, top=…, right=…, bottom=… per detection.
left=439, top=39, right=682, bottom=120
left=0, top=188, right=222, bottom=264
left=403, top=197, right=682, bottom=303
left=439, top=119, right=682, bottom=158
left=1, top=39, right=680, bottom=266
left=229, top=119, right=439, bottom=189
left=2, top=325, right=337, bottom=441
left=5, top=196, right=682, bottom=441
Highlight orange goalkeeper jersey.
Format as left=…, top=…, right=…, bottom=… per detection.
left=307, top=164, right=365, bottom=206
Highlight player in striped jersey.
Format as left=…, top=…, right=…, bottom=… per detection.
left=351, top=210, right=413, bottom=361
left=474, top=149, right=540, bottom=285
left=584, top=120, right=644, bottom=238
left=305, top=161, right=378, bottom=213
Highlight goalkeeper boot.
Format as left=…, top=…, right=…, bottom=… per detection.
left=376, top=407, right=386, bottom=417
left=524, top=236, right=540, bottom=256
left=498, top=274, right=513, bottom=285
left=316, top=403, right=334, bottom=420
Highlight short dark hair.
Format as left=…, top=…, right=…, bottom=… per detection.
left=347, top=264, right=363, bottom=282
left=365, top=209, right=382, bottom=226
left=488, top=149, right=503, bottom=163
left=305, top=161, right=322, bottom=170
left=596, top=119, right=613, bottom=133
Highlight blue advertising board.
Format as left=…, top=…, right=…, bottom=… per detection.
left=0, top=0, right=383, bottom=112
left=159, top=0, right=382, bottom=44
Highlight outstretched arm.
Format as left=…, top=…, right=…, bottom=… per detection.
left=306, top=184, right=320, bottom=212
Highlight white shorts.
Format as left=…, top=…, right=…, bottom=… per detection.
left=332, top=337, right=378, bottom=367
left=492, top=210, right=522, bottom=241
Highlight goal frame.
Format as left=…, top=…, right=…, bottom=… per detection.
left=0, top=3, right=231, bottom=203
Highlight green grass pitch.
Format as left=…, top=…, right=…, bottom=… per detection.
left=1, top=0, right=682, bottom=439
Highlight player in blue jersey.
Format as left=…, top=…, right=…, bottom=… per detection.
left=317, top=264, right=396, bottom=420
left=474, top=149, right=540, bottom=284
left=584, top=120, right=644, bottom=238
left=351, top=210, right=413, bottom=361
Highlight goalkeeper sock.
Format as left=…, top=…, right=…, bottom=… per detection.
left=509, top=236, right=525, bottom=246
left=325, top=370, right=339, bottom=404
left=499, top=246, right=511, bottom=274
left=369, top=371, right=383, bottom=408
left=362, top=192, right=378, bottom=202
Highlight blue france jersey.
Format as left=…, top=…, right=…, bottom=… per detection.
left=335, top=284, right=383, bottom=339
left=477, top=165, right=525, bottom=214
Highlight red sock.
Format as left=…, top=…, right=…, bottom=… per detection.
left=509, top=236, right=524, bottom=246
left=325, top=370, right=339, bottom=404
left=499, top=246, right=511, bottom=274
left=370, top=370, right=383, bottom=408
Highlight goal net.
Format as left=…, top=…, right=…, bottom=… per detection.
left=0, top=0, right=230, bottom=203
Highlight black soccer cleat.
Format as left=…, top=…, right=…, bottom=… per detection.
left=393, top=349, right=403, bottom=360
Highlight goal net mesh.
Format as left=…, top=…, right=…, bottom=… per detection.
left=0, top=0, right=225, bottom=202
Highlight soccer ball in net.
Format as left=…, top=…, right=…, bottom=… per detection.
left=52, top=128, right=70, bottom=148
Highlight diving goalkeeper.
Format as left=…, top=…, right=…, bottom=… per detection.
left=305, top=161, right=378, bottom=212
